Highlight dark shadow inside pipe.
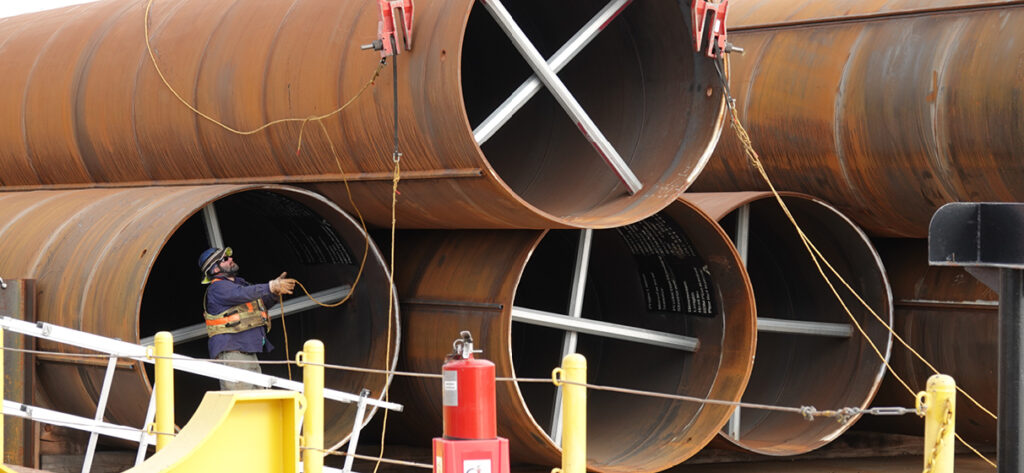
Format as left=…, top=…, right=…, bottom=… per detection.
left=139, top=189, right=395, bottom=442
left=462, top=0, right=717, bottom=217
left=512, top=219, right=733, bottom=467
left=717, top=197, right=890, bottom=454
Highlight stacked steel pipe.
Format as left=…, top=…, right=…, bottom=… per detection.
left=0, top=0, right=933, bottom=470
left=0, top=0, right=750, bottom=470
left=0, top=0, right=725, bottom=228
left=0, top=185, right=398, bottom=447
left=692, top=0, right=1024, bottom=238
left=389, top=202, right=757, bottom=472
left=681, top=193, right=891, bottom=456
left=688, top=0, right=1018, bottom=452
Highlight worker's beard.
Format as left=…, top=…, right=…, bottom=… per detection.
left=222, top=262, right=239, bottom=277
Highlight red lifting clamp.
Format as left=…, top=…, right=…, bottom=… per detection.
left=364, top=0, right=414, bottom=57
left=692, top=0, right=729, bottom=58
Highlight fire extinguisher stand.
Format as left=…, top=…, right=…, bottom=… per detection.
left=433, top=331, right=511, bottom=473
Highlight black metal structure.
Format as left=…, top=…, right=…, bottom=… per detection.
left=929, top=202, right=1024, bottom=473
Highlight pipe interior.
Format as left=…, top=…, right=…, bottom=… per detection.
left=717, top=197, right=891, bottom=454
left=462, top=0, right=715, bottom=217
left=511, top=216, right=736, bottom=467
left=139, top=189, right=395, bottom=439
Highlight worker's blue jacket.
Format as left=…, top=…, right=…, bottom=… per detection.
left=204, top=277, right=276, bottom=358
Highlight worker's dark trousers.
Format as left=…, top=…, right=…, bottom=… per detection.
left=215, top=350, right=263, bottom=390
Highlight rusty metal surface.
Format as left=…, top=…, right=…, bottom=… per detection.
left=690, top=0, right=1024, bottom=237
left=0, top=279, right=38, bottom=467
left=391, top=200, right=756, bottom=472
left=0, top=185, right=398, bottom=448
left=681, top=192, right=893, bottom=455
left=0, top=0, right=724, bottom=229
left=862, top=238, right=998, bottom=444
left=728, top=0, right=1023, bottom=29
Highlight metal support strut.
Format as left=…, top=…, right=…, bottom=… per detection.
left=341, top=389, right=371, bottom=473
left=479, top=0, right=643, bottom=194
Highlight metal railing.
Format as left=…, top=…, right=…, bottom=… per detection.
left=0, top=316, right=402, bottom=473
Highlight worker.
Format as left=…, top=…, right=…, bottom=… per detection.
left=198, top=247, right=297, bottom=390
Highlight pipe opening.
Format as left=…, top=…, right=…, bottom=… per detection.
left=462, top=0, right=722, bottom=220
left=716, top=196, right=891, bottom=455
left=136, top=188, right=397, bottom=443
left=511, top=202, right=754, bottom=471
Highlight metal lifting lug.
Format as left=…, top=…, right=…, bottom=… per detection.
left=691, top=0, right=730, bottom=58
left=363, top=0, right=414, bottom=58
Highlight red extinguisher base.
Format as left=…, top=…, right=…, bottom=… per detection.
left=432, top=437, right=510, bottom=473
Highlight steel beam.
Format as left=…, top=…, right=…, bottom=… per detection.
left=140, top=285, right=351, bottom=346
left=480, top=0, right=642, bottom=194
left=511, top=307, right=699, bottom=352
left=473, top=0, right=632, bottom=144
left=756, top=317, right=853, bottom=338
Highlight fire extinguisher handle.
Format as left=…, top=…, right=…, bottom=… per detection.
left=451, top=331, right=483, bottom=360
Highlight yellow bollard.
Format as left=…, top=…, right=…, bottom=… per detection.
left=918, top=374, right=956, bottom=473
left=154, top=331, right=175, bottom=451
left=552, top=354, right=587, bottom=473
left=300, top=340, right=324, bottom=473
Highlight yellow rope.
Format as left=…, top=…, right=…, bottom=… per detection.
left=805, top=237, right=996, bottom=419
left=145, top=0, right=392, bottom=383
left=287, top=120, right=374, bottom=310
left=372, top=157, right=400, bottom=473
left=721, top=54, right=996, bottom=468
left=144, top=0, right=384, bottom=139
left=279, top=293, right=292, bottom=380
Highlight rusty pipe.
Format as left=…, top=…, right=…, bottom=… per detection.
left=0, top=185, right=398, bottom=448
left=679, top=192, right=893, bottom=456
left=859, top=238, right=998, bottom=445
left=390, top=200, right=756, bottom=472
left=690, top=0, right=1024, bottom=237
left=0, top=0, right=724, bottom=229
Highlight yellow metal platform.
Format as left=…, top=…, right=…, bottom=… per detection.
left=124, top=390, right=304, bottom=473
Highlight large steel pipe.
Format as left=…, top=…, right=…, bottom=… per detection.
left=681, top=192, right=893, bottom=455
left=391, top=200, right=756, bottom=472
left=689, top=0, right=1024, bottom=237
left=859, top=238, right=998, bottom=445
left=0, top=185, right=398, bottom=447
left=0, top=0, right=725, bottom=229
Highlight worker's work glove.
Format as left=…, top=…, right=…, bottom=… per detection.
left=269, top=272, right=297, bottom=295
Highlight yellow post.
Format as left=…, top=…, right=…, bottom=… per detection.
left=154, top=331, right=174, bottom=451
left=557, top=354, right=587, bottom=473
left=919, top=374, right=956, bottom=473
left=301, top=340, right=324, bottom=473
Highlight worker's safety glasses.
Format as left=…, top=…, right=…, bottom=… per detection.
left=219, top=247, right=233, bottom=262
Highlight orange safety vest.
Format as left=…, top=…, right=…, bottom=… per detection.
left=203, top=279, right=270, bottom=337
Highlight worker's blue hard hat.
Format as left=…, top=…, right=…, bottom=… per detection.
left=198, top=247, right=232, bottom=283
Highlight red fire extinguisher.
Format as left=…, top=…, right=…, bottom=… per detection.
left=442, top=331, right=496, bottom=440
left=433, top=331, right=509, bottom=473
